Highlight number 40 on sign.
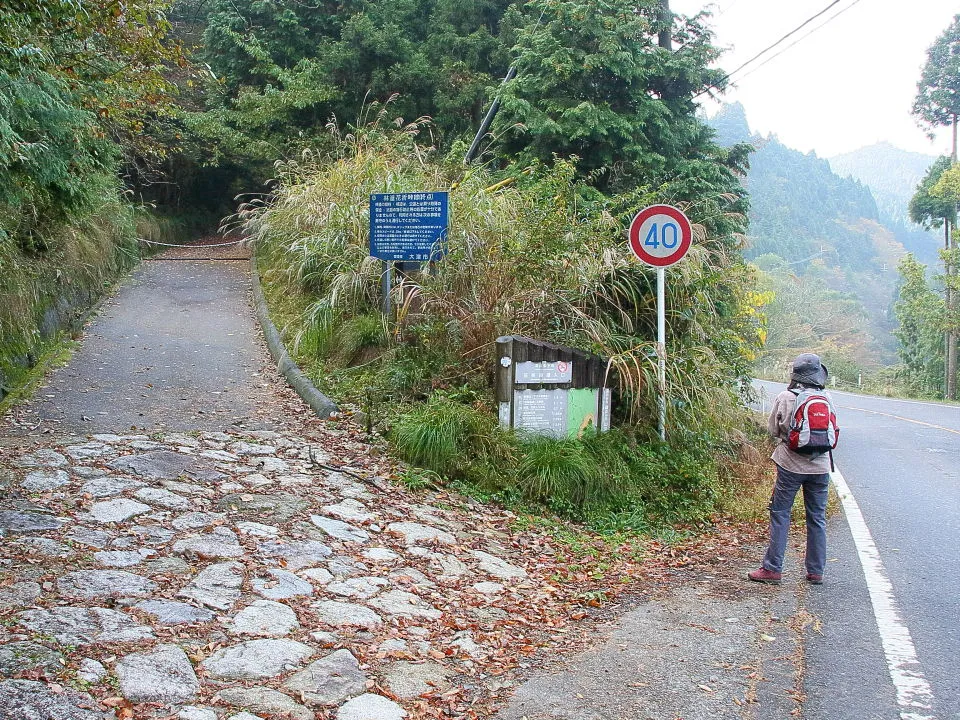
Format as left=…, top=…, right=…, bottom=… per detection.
left=627, top=204, right=692, bottom=267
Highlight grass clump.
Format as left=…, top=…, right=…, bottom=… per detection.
left=335, top=313, right=391, bottom=365
left=392, top=394, right=511, bottom=476
left=520, top=436, right=608, bottom=510
left=519, top=432, right=646, bottom=516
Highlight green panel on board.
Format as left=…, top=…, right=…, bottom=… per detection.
left=566, top=388, right=599, bottom=437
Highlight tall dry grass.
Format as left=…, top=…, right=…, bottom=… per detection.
left=243, top=115, right=761, bottom=443
left=1, top=189, right=136, bottom=348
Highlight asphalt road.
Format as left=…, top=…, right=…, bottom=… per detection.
left=756, top=380, right=960, bottom=720
left=5, top=258, right=276, bottom=435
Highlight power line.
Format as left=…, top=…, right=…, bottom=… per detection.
left=781, top=246, right=838, bottom=266
left=694, top=0, right=845, bottom=98
left=718, top=0, right=842, bottom=80
left=717, top=0, right=740, bottom=16
left=735, top=0, right=864, bottom=83
left=463, top=4, right=549, bottom=164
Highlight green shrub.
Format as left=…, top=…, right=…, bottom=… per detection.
left=391, top=399, right=721, bottom=529
left=515, top=431, right=638, bottom=514
left=392, top=396, right=501, bottom=475
left=335, top=313, right=390, bottom=365
left=376, top=348, right=439, bottom=400
left=645, top=444, right=720, bottom=524
left=249, top=120, right=763, bottom=536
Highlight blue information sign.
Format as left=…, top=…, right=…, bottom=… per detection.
left=369, top=192, right=449, bottom=262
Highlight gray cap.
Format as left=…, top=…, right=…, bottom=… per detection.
left=791, top=353, right=828, bottom=387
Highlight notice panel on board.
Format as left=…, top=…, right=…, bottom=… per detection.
left=496, top=335, right=612, bottom=440
left=514, top=389, right=568, bottom=439
left=600, top=388, right=612, bottom=432
left=370, top=192, right=449, bottom=262
left=514, top=360, right=573, bottom=384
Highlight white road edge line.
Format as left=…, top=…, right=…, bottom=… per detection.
left=755, top=379, right=960, bottom=412
left=831, top=468, right=938, bottom=720
left=829, top=389, right=960, bottom=412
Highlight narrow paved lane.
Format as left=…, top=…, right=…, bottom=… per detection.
left=4, top=257, right=280, bottom=436
left=756, top=381, right=960, bottom=719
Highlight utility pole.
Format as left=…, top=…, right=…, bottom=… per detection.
left=946, top=220, right=953, bottom=399
left=948, top=113, right=958, bottom=399
left=464, top=66, right=517, bottom=165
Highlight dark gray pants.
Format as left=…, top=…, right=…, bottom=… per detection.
left=762, top=464, right=830, bottom=576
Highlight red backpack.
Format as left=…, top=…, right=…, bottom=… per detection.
left=788, top=388, right=839, bottom=455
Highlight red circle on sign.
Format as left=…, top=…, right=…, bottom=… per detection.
left=628, top=204, right=693, bottom=267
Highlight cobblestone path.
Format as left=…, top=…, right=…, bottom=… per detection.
left=0, top=428, right=578, bottom=720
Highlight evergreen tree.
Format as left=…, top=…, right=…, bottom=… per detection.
left=909, top=157, right=958, bottom=397
left=189, top=0, right=515, bottom=171
left=913, top=14, right=960, bottom=157
left=909, top=156, right=957, bottom=231
left=894, top=254, right=945, bottom=396
left=492, top=0, right=730, bottom=192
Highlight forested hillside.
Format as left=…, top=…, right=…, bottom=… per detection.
left=707, top=103, right=940, bottom=377
left=829, top=143, right=941, bottom=265
left=829, top=143, right=936, bottom=221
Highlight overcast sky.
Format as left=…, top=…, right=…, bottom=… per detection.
left=672, top=0, right=958, bottom=159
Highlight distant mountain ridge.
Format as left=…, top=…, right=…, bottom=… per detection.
left=705, top=103, right=940, bottom=266
left=828, top=142, right=938, bottom=223
left=704, top=103, right=942, bottom=365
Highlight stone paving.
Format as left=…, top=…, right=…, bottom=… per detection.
left=0, top=428, right=571, bottom=720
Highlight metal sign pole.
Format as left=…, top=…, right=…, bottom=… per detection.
left=657, top=266, right=666, bottom=442
left=381, top=260, right=392, bottom=316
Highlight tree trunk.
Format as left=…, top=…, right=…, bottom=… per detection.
left=945, top=220, right=951, bottom=398
left=953, top=113, right=958, bottom=163
left=658, top=0, right=672, bottom=51
left=946, top=219, right=957, bottom=400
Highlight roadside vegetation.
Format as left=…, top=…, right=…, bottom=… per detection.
left=249, top=113, right=771, bottom=532
left=0, top=1, right=187, bottom=397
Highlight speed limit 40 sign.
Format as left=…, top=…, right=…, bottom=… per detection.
left=628, top=204, right=692, bottom=267
left=626, top=204, right=692, bottom=441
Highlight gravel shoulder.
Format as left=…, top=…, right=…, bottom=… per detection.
left=493, top=545, right=810, bottom=720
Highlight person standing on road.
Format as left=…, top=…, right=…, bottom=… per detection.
left=749, top=353, right=834, bottom=586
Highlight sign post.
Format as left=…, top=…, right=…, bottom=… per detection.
left=657, top=265, right=666, bottom=441
left=627, top=204, right=693, bottom=441
left=381, top=261, right=393, bottom=315
left=370, top=192, right=449, bottom=315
